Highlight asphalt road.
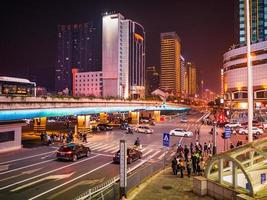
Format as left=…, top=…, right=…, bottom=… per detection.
left=0, top=111, right=209, bottom=200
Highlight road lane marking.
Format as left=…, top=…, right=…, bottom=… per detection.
left=158, top=153, right=165, bottom=160
left=98, top=144, right=117, bottom=151
left=142, top=149, right=153, bottom=157
left=0, top=168, right=43, bottom=182
left=140, top=147, right=148, bottom=152
left=0, top=151, right=56, bottom=165
left=11, top=172, right=75, bottom=192
left=47, top=178, right=105, bottom=200
left=111, top=148, right=119, bottom=153
left=0, top=159, right=54, bottom=175
left=92, top=143, right=112, bottom=150
left=0, top=164, right=9, bottom=172
left=178, top=137, right=184, bottom=144
left=103, top=145, right=118, bottom=152
left=170, top=152, right=176, bottom=157
left=85, top=143, right=103, bottom=148
left=0, top=154, right=100, bottom=191
left=28, top=161, right=113, bottom=200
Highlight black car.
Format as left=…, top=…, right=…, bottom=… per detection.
left=120, top=122, right=129, bottom=130
left=56, top=143, right=91, bottom=162
left=113, top=148, right=142, bottom=164
left=97, top=124, right=113, bottom=131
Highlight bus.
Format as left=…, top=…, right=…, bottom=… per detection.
left=0, top=76, right=36, bottom=96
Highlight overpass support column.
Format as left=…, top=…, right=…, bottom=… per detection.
left=33, top=117, right=47, bottom=134
left=153, top=111, right=161, bottom=122
left=99, top=113, right=108, bottom=124
left=129, top=111, right=139, bottom=124
left=77, top=115, right=91, bottom=135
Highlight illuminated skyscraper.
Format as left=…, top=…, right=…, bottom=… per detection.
left=239, top=0, right=267, bottom=44
left=102, top=13, right=145, bottom=99
left=160, top=32, right=181, bottom=96
left=187, top=62, right=197, bottom=97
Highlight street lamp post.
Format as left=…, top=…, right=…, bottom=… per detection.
left=246, top=0, right=253, bottom=142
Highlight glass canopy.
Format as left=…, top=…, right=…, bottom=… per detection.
left=206, top=137, right=267, bottom=198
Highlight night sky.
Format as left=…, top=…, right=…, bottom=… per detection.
left=0, top=0, right=238, bottom=93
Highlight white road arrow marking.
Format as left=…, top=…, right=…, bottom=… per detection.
left=0, top=168, right=43, bottom=182
left=0, top=164, right=9, bottom=172
left=11, top=172, right=74, bottom=192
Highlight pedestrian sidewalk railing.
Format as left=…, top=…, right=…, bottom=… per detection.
left=74, top=177, right=119, bottom=200
left=73, top=150, right=170, bottom=200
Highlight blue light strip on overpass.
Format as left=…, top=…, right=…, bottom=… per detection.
left=0, top=105, right=190, bottom=121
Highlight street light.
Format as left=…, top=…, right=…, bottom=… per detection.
left=246, top=0, right=253, bottom=142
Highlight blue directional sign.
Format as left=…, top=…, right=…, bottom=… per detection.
left=224, top=127, right=231, bottom=139
left=163, top=133, right=170, bottom=147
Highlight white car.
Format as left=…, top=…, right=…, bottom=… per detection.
left=180, top=119, right=188, bottom=123
left=135, top=126, right=153, bottom=134
left=140, top=118, right=150, bottom=123
left=169, top=128, right=193, bottom=137
left=225, top=122, right=242, bottom=128
left=238, top=127, right=263, bottom=135
left=47, top=119, right=56, bottom=123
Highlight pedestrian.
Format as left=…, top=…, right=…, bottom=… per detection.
left=40, top=132, right=44, bottom=143
left=199, top=158, right=205, bottom=176
left=47, top=134, right=51, bottom=146
left=179, top=158, right=185, bottom=178
left=191, top=152, right=197, bottom=174
left=186, top=160, right=192, bottom=178
left=207, top=141, right=211, bottom=154
left=230, top=143, right=235, bottom=149
left=51, top=133, right=55, bottom=144
left=83, top=133, right=87, bottom=143
left=190, top=142, right=194, bottom=155
left=171, top=157, right=178, bottom=175
left=184, top=145, right=189, bottom=162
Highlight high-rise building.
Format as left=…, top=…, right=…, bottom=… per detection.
left=223, top=0, right=267, bottom=109
left=180, top=55, right=186, bottom=97
left=102, top=13, right=145, bottom=99
left=239, top=0, right=267, bottom=44
left=187, top=62, right=197, bottom=97
left=145, top=66, right=159, bottom=95
left=55, top=21, right=102, bottom=93
left=160, top=32, right=181, bottom=96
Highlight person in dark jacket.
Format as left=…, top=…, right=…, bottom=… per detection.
left=184, top=145, right=189, bottom=162
left=186, top=160, right=192, bottom=178
left=171, top=157, right=178, bottom=175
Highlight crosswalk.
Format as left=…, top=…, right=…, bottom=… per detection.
left=83, top=141, right=170, bottom=160
left=177, top=122, right=206, bottom=128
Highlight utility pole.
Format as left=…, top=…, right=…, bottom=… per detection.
left=246, top=0, right=253, bottom=142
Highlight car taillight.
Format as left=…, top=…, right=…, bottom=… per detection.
left=66, top=151, right=72, bottom=154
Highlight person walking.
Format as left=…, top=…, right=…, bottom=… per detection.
left=191, top=152, right=197, bottom=174
left=83, top=133, right=87, bottom=143
left=186, top=160, right=192, bottom=178
left=190, top=142, right=194, bottom=155
left=184, top=145, right=189, bottom=162
left=171, top=157, right=178, bottom=175
left=179, top=158, right=185, bottom=178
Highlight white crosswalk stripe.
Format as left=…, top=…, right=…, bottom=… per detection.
left=92, top=144, right=111, bottom=150
left=142, top=149, right=153, bottom=157
left=103, top=145, right=118, bottom=152
left=158, top=152, right=166, bottom=160
left=96, top=144, right=117, bottom=151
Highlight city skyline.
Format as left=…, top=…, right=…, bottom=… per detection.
left=0, top=1, right=237, bottom=93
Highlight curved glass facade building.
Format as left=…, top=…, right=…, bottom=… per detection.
left=223, top=41, right=267, bottom=109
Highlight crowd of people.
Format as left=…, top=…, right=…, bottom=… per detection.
left=40, top=131, right=75, bottom=145
left=171, top=140, right=213, bottom=178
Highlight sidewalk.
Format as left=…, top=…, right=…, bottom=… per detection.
left=128, top=167, right=213, bottom=200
